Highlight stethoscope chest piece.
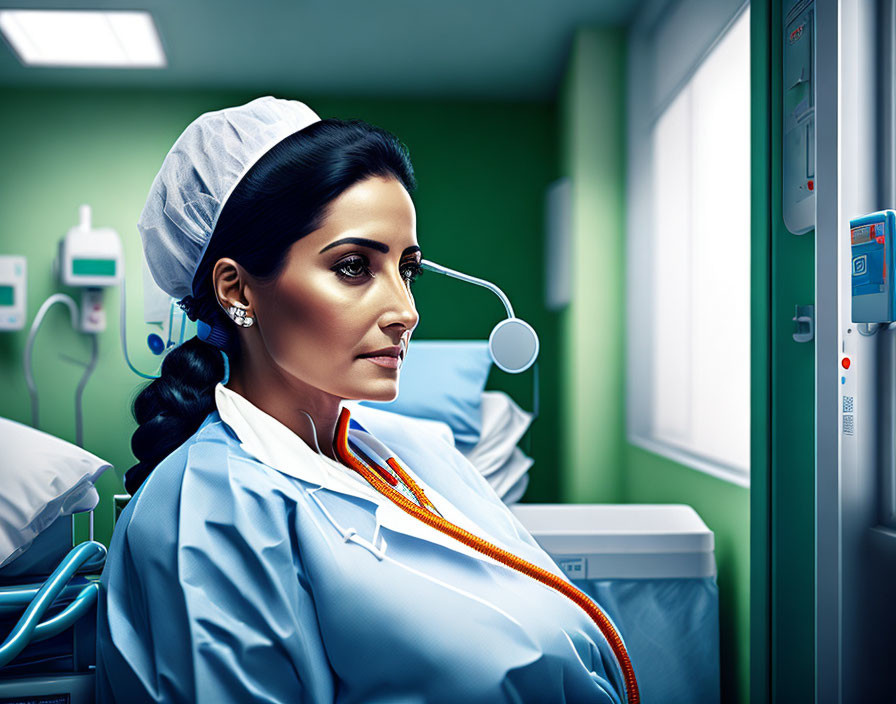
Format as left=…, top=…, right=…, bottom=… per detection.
left=489, top=318, right=539, bottom=374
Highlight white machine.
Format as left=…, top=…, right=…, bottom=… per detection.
left=25, top=205, right=123, bottom=452
left=140, top=253, right=193, bottom=358
left=511, top=503, right=719, bottom=703
left=0, top=256, right=26, bottom=332
left=55, top=204, right=121, bottom=288
left=52, top=205, right=122, bottom=334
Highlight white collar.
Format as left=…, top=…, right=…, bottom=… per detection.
left=213, top=383, right=508, bottom=565
left=214, top=383, right=382, bottom=501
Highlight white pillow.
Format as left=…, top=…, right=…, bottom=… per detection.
left=485, top=446, right=534, bottom=503
left=458, top=391, right=533, bottom=477
left=347, top=394, right=533, bottom=504
left=491, top=446, right=534, bottom=497
left=0, top=417, right=112, bottom=568
left=502, top=472, right=530, bottom=505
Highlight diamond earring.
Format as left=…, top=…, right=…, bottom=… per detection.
left=227, top=304, right=254, bottom=328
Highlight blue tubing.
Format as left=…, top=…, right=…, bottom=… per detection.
left=0, top=587, right=41, bottom=614
left=30, top=582, right=99, bottom=644
left=0, top=541, right=106, bottom=668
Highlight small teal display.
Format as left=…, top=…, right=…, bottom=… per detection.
left=851, top=210, right=896, bottom=323
left=0, top=285, right=12, bottom=307
left=72, top=258, right=116, bottom=277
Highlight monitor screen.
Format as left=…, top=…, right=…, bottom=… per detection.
left=852, top=224, right=874, bottom=245
left=72, top=258, right=116, bottom=277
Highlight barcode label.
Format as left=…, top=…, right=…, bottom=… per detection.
left=843, top=414, right=855, bottom=435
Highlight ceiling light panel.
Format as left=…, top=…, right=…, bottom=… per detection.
left=0, top=10, right=166, bottom=68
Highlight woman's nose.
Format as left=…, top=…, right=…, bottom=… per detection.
left=380, top=269, right=419, bottom=332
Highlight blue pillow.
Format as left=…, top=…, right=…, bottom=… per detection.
left=359, top=340, right=492, bottom=445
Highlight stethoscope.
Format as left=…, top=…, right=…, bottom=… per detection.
left=419, top=259, right=539, bottom=375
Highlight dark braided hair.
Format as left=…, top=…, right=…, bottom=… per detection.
left=126, top=118, right=417, bottom=495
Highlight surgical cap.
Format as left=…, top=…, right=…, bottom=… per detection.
left=138, top=96, right=321, bottom=301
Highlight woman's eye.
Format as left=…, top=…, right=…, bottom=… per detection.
left=401, top=262, right=423, bottom=284
left=332, top=256, right=422, bottom=285
left=333, top=256, right=372, bottom=280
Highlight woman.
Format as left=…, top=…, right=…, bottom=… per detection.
left=96, top=96, right=635, bottom=703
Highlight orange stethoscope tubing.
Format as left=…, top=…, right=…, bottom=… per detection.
left=333, top=408, right=640, bottom=704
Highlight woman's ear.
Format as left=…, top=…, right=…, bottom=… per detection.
left=212, top=258, right=252, bottom=313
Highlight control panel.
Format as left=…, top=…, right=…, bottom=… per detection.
left=851, top=210, right=896, bottom=323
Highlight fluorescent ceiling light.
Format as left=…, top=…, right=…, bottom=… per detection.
left=0, top=10, right=166, bottom=68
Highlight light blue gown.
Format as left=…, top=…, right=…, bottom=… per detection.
left=96, top=384, right=629, bottom=703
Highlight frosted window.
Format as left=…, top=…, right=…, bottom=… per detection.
left=647, top=7, right=751, bottom=476
left=651, top=88, right=692, bottom=444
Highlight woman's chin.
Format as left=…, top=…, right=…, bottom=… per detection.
left=350, top=380, right=400, bottom=403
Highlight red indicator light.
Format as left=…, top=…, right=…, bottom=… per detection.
left=808, top=180, right=814, bottom=191
left=842, top=358, right=851, bottom=369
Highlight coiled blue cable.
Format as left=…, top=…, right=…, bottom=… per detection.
left=0, top=541, right=106, bottom=668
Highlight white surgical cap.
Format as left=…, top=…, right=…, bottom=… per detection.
left=138, top=96, right=321, bottom=301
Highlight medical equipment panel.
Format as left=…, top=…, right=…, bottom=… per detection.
left=54, top=205, right=122, bottom=289
left=850, top=210, right=896, bottom=323
left=0, top=256, right=26, bottom=331
left=783, top=0, right=816, bottom=234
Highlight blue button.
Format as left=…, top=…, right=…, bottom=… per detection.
left=147, top=333, right=165, bottom=355
left=841, top=376, right=846, bottom=384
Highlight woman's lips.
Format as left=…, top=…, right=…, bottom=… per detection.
left=362, top=355, right=400, bottom=369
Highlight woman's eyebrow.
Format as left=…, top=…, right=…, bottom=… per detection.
left=319, top=238, right=421, bottom=258
left=319, top=237, right=389, bottom=254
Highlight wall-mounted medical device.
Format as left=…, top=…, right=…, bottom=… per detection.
left=141, top=251, right=193, bottom=356
left=52, top=205, right=122, bottom=333
left=0, top=255, right=26, bottom=331
left=55, top=205, right=122, bottom=288
left=850, top=210, right=896, bottom=323
left=783, top=0, right=816, bottom=235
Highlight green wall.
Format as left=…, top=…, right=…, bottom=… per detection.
left=750, top=1, right=772, bottom=701
left=558, top=28, right=627, bottom=505
left=767, top=0, right=816, bottom=698
left=0, top=87, right=562, bottom=549
left=559, top=28, right=751, bottom=704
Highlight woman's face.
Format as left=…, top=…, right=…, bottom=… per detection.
left=249, top=175, right=421, bottom=402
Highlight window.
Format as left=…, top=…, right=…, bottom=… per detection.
left=628, top=5, right=751, bottom=485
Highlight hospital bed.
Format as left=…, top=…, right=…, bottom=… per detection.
left=0, top=410, right=112, bottom=703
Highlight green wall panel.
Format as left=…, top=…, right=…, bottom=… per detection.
left=559, top=25, right=752, bottom=704
left=751, top=1, right=772, bottom=702
left=768, top=0, right=816, bottom=698
left=558, top=28, right=627, bottom=505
